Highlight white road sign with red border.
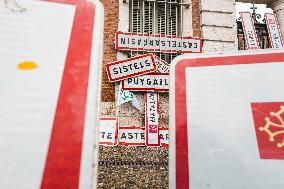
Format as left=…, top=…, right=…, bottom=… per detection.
left=265, top=13, right=284, bottom=49
left=0, top=0, right=104, bottom=188
left=145, top=92, right=160, bottom=146
left=169, top=49, right=284, bottom=189
left=154, top=56, right=170, bottom=73
left=99, top=118, right=119, bottom=146
left=122, top=73, right=169, bottom=92
left=240, top=12, right=259, bottom=50
left=105, top=54, right=156, bottom=82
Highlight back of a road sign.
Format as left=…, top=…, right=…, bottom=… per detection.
left=0, top=0, right=104, bottom=188
left=169, top=49, right=284, bottom=189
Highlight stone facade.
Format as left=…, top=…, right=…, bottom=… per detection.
left=200, top=0, right=238, bottom=52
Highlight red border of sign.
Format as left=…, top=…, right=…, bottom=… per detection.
left=118, top=126, right=145, bottom=146
left=115, top=31, right=202, bottom=53
left=171, top=50, right=284, bottom=189
left=145, top=93, right=160, bottom=147
left=99, top=117, right=119, bottom=146
left=105, top=53, right=156, bottom=82
left=159, top=128, right=169, bottom=148
left=265, top=13, right=284, bottom=49
left=121, top=73, right=169, bottom=92
left=240, top=12, right=259, bottom=50
left=41, top=0, right=97, bottom=188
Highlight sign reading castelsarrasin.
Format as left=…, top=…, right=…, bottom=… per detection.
left=115, top=31, right=202, bottom=53
left=105, top=54, right=156, bottom=82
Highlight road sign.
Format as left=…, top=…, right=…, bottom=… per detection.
left=145, top=92, right=160, bottom=147
left=0, top=0, right=104, bottom=188
left=105, top=54, right=156, bottom=82
left=169, top=49, right=284, bottom=189
left=154, top=56, right=170, bottom=73
left=99, top=118, right=119, bottom=146
left=115, top=31, right=202, bottom=53
left=118, top=127, right=146, bottom=146
left=265, top=13, right=284, bottom=49
left=122, top=73, right=169, bottom=92
left=240, top=12, right=259, bottom=50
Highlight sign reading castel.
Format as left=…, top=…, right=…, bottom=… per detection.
left=169, top=49, right=284, bottom=189
left=115, top=31, right=202, bottom=53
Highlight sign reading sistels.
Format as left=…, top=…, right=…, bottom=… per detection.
left=105, top=54, right=156, bottom=82
left=115, top=31, right=202, bottom=53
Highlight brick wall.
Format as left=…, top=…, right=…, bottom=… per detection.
left=100, top=0, right=118, bottom=102
left=192, top=0, right=201, bottom=37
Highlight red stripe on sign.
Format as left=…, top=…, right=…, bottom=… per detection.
left=41, top=1, right=95, bottom=189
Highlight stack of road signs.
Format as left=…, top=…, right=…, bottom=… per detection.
left=106, top=54, right=170, bottom=147
left=169, top=49, right=284, bottom=189
left=0, top=0, right=104, bottom=188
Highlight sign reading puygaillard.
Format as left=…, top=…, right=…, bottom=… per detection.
left=115, top=31, right=202, bottom=53
left=265, top=13, right=284, bottom=49
left=99, top=118, right=118, bottom=146
left=106, top=54, right=156, bottom=82
left=240, top=12, right=259, bottom=50
left=145, top=92, right=160, bottom=146
left=118, top=127, right=145, bottom=146
left=154, top=56, right=169, bottom=73
left=122, top=73, right=169, bottom=92
left=169, top=50, right=284, bottom=189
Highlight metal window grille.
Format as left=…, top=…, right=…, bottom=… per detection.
left=129, top=0, right=181, bottom=63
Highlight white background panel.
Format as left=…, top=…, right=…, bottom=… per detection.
left=186, top=62, right=284, bottom=189
left=0, top=0, right=75, bottom=188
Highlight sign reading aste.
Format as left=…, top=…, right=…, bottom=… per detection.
left=169, top=49, right=284, bottom=189
left=118, top=127, right=145, bottom=146
left=122, top=73, right=169, bottom=92
left=240, top=12, right=259, bottom=50
left=145, top=92, right=160, bottom=146
left=115, top=31, right=202, bottom=53
left=265, top=13, right=284, bottom=49
left=106, top=54, right=156, bottom=82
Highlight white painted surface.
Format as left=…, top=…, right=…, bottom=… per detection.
left=0, top=1, right=75, bottom=188
left=186, top=62, right=284, bottom=189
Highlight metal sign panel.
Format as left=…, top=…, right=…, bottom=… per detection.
left=240, top=12, right=259, bottom=50
left=169, top=49, right=284, bottom=189
left=115, top=31, right=202, bottom=53
left=145, top=92, right=160, bottom=146
left=99, top=118, right=119, bottom=146
left=0, top=0, right=104, bottom=188
left=105, top=54, right=156, bottom=82
left=118, top=127, right=146, bottom=146
left=122, top=73, right=169, bottom=92
left=265, top=13, right=284, bottom=49
left=154, top=56, right=170, bottom=73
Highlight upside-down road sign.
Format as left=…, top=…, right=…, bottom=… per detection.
left=0, top=0, right=104, bottom=188
left=169, top=49, right=284, bottom=189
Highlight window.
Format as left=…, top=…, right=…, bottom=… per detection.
left=129, top=0, right=181, bottom=63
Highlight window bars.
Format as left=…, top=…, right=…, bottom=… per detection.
left=129, top=0, right=183, bottom=63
